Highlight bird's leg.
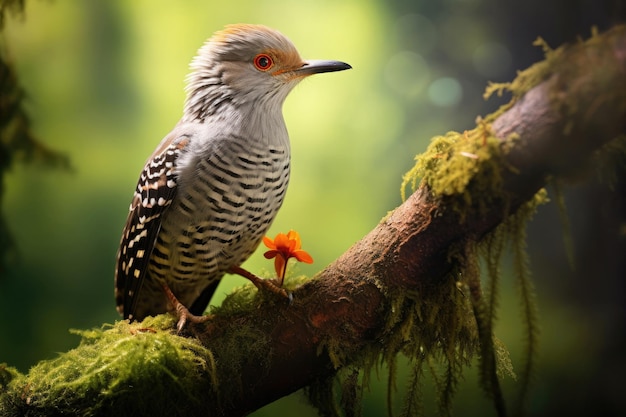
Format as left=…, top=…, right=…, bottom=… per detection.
left=162, top=283, right=212, bottom=333
left=228, top=265, right=293, bottom=303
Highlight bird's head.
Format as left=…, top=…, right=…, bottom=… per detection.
left=184, top=24, right=351, bottom=121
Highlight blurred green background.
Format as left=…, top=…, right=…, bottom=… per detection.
left=1, top=0, right=624, bottom=416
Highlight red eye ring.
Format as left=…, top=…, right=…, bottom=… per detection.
left=253, top=54, right=274, bottom=71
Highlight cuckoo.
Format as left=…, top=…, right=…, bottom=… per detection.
left=114, top=24, right=351, bottom=330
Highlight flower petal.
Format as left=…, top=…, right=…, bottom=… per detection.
left=274, top=232, right=290, bottom=250
left=287, top=230, right=302, bottom=249
left=262, top=236, right=276, bottom=250
left=293, top=250, right=314, bottom=264
left=274, top=255, right=287, bottom=280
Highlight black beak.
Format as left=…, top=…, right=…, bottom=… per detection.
left=294, top=60, right=352, bottom=75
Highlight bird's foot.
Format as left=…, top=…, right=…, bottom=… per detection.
left=228, top=265, right=293, bottom=304
left=162, top=283, right=213, bottom=333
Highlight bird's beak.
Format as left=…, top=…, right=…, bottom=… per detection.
left=294, top=60, right=352, bottom=76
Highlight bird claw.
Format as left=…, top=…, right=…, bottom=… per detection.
left=162, top=283, right=212, bottom=333
left=175, top=309, right=212, bottom=333
left=229, top=265, right=294, bottom=304
left=176, top=315, right=187, bottom=334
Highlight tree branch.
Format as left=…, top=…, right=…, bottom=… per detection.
left=1, top=25, right=625, bottom=417
left=194, top=24, right=626, bottom=415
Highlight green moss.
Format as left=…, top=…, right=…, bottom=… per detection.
left=212, top=272, right=310, bottom=316
left=315, top=27, right=584, bottom=417
left=549, top=180, right=575, bottom=268
left=592, top=135, right=626, bottom=187
left=400, top=124, right=518, bottom=222
left=0, top=363, right=21, bottom=393
left=0, top=316, right=217, bottom=417
left=0, top=271, right=316, bottom=417
left=346, top=191, right=543, bottom=417
left=388, top=29, right=598, bottom=415
left=483, top=36, right=558, bottom=105
left=311, top=186, right=546, bottom=417
left=310, top=259, right=510, bottom=417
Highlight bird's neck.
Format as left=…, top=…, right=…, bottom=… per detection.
left=182, top=81, right=236, bottom=124
left=183, top=86, right=290, bottom=149
left=240, top=97, right=290, bottom=147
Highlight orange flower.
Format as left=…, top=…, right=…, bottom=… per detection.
left=262, top=230, right=313, bottom=285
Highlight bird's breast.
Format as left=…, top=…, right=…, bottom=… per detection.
left=153, top=136, right=291, bottom=289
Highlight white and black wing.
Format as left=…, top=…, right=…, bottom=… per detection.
left=114, top=133, right=190, bottom=320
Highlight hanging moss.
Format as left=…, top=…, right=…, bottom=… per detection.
left=309, top=245, right=516, bottom=417
left=592, top=136, right=626, bottom=186
left=390, top=117, right=547, bottom=416
left=311, top=161, right=547, bottom=417
left=379, top=30, right=626, bottom=416
left=314, top=29, right=588, bottom=417
left=307, top=180, right=548, bottom=417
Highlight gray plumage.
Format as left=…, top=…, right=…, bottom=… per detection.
left=115, top=24, right=350, bottom=321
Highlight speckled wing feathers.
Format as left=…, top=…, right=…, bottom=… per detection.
left=114, top=133, right=189, bottom=319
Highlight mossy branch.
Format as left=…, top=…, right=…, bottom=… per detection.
left=2, top=25, right=625, bottom=417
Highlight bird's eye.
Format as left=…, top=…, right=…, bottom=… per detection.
left=253, top=54, right=274, bottom=71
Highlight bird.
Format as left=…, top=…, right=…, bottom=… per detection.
left=114, top=24, right=351, bottom=330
